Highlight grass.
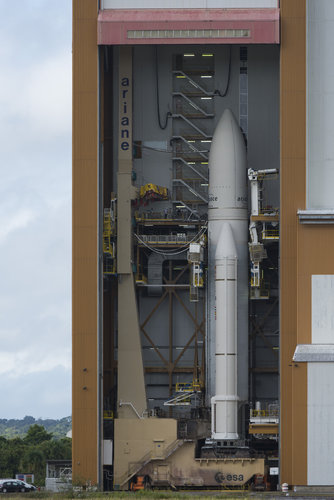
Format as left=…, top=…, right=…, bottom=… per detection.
left=4, top=490, right=284, bottom=500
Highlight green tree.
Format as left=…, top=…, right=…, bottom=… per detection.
left=6, top=447, right=23, bottom=477
left=22, top=447, right=45, bottom=485
left=24, top=424, right=53, bottom=445
left=23, top=447, right=44, bottom=471
left=40, top=437, right=71, bottom=461
left=0, top=437, right=25, bottom=478
left=0, top=424, right=72, bottom=487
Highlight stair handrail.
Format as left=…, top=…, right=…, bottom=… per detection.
left=172, top=70, right=214, bottom=96
left=172, top=157, right=208, bottom=182
left=172, top=179, right=209, bottom=203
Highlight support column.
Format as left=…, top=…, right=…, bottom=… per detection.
left=117, top=47, right=146, bottom=418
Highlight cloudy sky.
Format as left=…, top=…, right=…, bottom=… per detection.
left=0, top=1, right=72, bottom=419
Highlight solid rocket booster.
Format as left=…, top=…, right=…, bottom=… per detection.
left=211, top=223, right=238, bottom=439
left=208, top=109, right=248, bottom=440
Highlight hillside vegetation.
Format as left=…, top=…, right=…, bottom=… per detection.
left=0, top=416, right=71, bottom=439
left=0, top=424, right=72, bottom=486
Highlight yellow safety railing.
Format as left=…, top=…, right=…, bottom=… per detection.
left=251, top=410, right=267, bottom=417
left=262, top=229, right=279, bottom=240
left=175, top=381, right=202, bottom=393
left=103, top=206, right=117, bottom=275
left=250, top=407, right=279, bottom=418
left=103, top=209, right=113, bottom=254
left=175, top=382, right=193, bottom=393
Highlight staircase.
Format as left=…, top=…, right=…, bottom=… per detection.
left=118, top=439, right=184, bottom=487
left=171, top=55, right=215, bottom=217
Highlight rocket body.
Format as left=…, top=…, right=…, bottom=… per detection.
left=211, top=223, right=239, bottom=439
left=208, top=109, right=248, bottom=439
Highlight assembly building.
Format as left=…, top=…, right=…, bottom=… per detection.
left=72, top=0, right=334, bottom=491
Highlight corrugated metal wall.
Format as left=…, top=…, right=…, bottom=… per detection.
left=72, top=0, right=99, bottom=485
left=280, top=0, right=307, bottom=485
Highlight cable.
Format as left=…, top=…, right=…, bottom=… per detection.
left=135, top=224, right=207, bottom=253
left=155, top=47, right=172, bottom=129
left=214, top=45, right=232, bottom=98
left=134, top=224, right=207, bottom=257
left=135, top=236, right=189, bottom=258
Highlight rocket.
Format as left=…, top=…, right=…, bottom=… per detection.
left=208, top=109, right=248, bottom=440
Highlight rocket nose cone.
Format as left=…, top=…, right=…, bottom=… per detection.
left=215, top=223, right=237, bottom=260
left=221, top=108, right=234, bottom=122
left=211, top=108, right=242, bottom=143
left=210, top=108, right=245, bottom=146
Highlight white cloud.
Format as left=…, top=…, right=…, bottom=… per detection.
left=0, top=367, right=71, bottom=419
left=26, top=51, right=72, bottom=136
left=0, top=208, right=36, bottom=244
left=0, top=349, right=71, bottom=379
left=0, top=1, right=72, bottom=418
left=0, top=50, right=71, bottom=141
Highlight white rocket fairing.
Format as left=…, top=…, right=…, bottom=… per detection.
left=208, top=109, right=248, bottom=440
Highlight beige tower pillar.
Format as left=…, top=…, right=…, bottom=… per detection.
left=117, top=46, right=146, bottom=418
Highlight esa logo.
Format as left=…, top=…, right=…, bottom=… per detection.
left=215, top=472, right=244, bottom=483
left=209, top=196, right=218, bottom=202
